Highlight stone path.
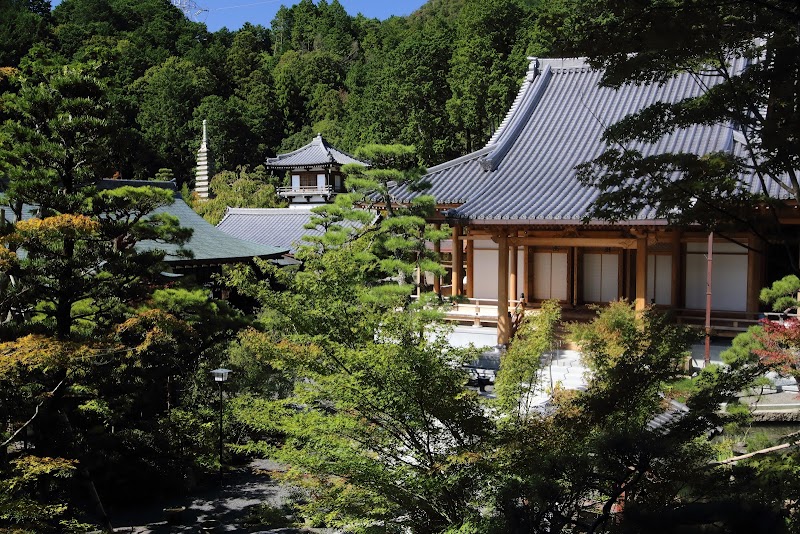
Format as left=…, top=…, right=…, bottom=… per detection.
left=108, top=459, right=319, bottom=533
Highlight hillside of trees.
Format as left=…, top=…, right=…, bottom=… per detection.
left=0, top=0, right=558, bottom=186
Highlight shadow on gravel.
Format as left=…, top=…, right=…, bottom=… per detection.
left=107, top=459, right=319, bottom=533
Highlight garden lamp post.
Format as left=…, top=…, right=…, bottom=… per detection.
left=211, top=368, right=232, bottom=486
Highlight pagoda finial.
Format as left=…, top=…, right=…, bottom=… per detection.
left=201, top=119, right=208, bottom=149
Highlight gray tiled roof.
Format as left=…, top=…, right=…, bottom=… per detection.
left=101, top=179, right=288, bottom=263
left=217, top=207, right=370, bottom=254
left=217, top=208, right=322, bottom=253
left=394, top=57, right=786, bottom=223
left=265, top=134, right=368, bottom=169
left=646, top=399, right=690, bottom=435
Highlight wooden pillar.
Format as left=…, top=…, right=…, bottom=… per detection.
left=635, top=237, right=648, bottom=311
left=671, top=230, right=682, bottom=308
left=523, top=245, right=530, bottom=302
left=498, top=233, right=510, bottom=345
left=433, top=224, right=441, bottom=295
left=747, top=235, right=764, bottom=314
left=625, top=250, right=634, bottom=300
left=510, top=244, right=518, bottom=300
left=466, top=238, right=475, bottom=298
left=452, top=225, right=463, bottom=297
left=571, top=247, right=579, bottom=306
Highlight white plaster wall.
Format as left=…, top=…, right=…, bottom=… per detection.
left=685, top=242, right=747, bottom=311
left=647, top=255, right=673, bottom=305
left=473, top=248, right=498, bottom=300
left=471, top=245, right=525, bottom=301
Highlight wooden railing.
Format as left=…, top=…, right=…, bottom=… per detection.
left=445, top=298, right=529, bottom=328
left=277, top=185, right=333, bottom=196
left=674, top=309, right=762, bottom=336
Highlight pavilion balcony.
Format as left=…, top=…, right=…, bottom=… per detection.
left=277, top=185, right=333, bottom=198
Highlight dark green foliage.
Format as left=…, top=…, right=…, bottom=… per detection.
left=0, top=62, right=238, bottom=530
left=134, top=56, right=213, bottom=182
left=760, top=274, right=800, bottom=313
left=218, top=173, right=482, bottom=531
left=447, top=0, right=529, bottom=152
left=0, top=67, right=193, bottom=338
left=0, top=0, right=52, bottom=69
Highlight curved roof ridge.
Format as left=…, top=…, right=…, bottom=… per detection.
left=222, top=207, right=314, bottom=218
left=480, top=63, right=552, bottom=172
left=486, top=58, right=541, bottom=146
left=425, top=145, right=495, bottom=174
left=314, top=134, right=336, bottom=164
left=267, top=136, right=319, bottom=162
left=538, top=57, right=592, bottom=71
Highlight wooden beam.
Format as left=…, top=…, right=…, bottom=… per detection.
left=453, top=225, right=463, bottom=296
left=571, top=247, right=578, bottom=306
left=624, top=250, right=634, bottom=301
left=671, top=230, right=682, bottom=308
left=464, top=229, right=643, bottom=240
left=511, top=237, right=638, bottom=248
left=433, top=224, right=441, bottom=295
left=635, top=237, right=648, bottom=310
left=523, top=245, right=530, bottom=302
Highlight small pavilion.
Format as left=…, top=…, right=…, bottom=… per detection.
left=266, top=134, right=368, bottom=206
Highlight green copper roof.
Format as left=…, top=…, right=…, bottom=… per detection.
left=10, top=181, right=288, bottom=266
left=140, top=195, right=288, bottom=266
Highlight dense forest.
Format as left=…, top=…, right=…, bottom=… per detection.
left=0, top=0, right=558, bottom=186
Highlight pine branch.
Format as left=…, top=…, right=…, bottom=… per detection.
left=1, top=379, right=64, bottom=448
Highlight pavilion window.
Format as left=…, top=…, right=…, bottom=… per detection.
left=299, top=174, right=317, bottom=188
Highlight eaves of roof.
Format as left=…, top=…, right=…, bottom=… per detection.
left=265, top=134, right=369, bottom=169
left=141, top=197, right=288, bottom=263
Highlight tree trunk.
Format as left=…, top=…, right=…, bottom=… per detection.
left=55, top=410, right=114, bottom=533
left=56, top=238, right=75, bottom=339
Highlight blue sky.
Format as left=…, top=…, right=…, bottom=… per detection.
left=187, top=0, right=427, bottom=32
left=50, top=1, right=429, bottom=32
